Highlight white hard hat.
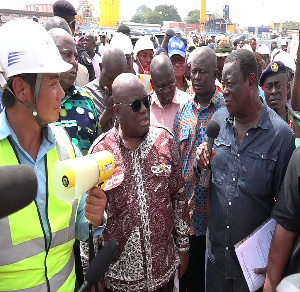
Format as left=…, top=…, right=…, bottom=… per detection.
left=257, top=44, right=270, bottom=55
left=281, top=39, right=287, bottom=46
left=110, top=32, right=133, bottom=55
left=273, top=50, right=296, bottom=72
left=133, top=35, right=154, bottom=60
left=242, top=44, right=253, bottom=52
left=0, top=19, right=72, bottom=90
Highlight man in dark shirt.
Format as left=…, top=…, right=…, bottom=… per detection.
left=195, top=49, right=295, bottom=292
left=263, top=147, right=300, bottom=292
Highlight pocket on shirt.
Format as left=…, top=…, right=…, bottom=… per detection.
left=179, top=125, right=192, bottom=142
left=211, top=138, right=231, bottom=185
left=240, top=150, right=277, bottom=196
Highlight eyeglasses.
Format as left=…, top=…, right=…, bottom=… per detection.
left=154, top=81, right=176, bottom=93
left=115, top=95, right=151, bottom=112
left=170, top=57, right=186, bottom=65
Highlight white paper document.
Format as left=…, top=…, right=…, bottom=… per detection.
left=234, top=218, right=276, bottom=292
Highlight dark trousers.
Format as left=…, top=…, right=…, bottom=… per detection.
left=206, top=259, right=262, bottom=292
left=179, top=235, right=206, bottom=292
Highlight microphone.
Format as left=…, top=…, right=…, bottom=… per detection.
left=78, top=239, right=118, bottom=292
left=0, top=165, right=37, bottom=219
left=206, top=120, right=220, bottom=160
left=200, top=120, right=220, bottom=188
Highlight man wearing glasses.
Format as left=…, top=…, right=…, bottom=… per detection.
left=81, top=73, right=190, bottom=292
left=168, top=36, right=191, bottom=93
left=174, top=47, right=224, bottom=292
left=150, top=54, right=189, bottom=132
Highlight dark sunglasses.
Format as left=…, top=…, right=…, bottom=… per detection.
left=115, top=95, right=151, bottom=112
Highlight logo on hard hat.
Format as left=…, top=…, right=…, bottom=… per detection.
left=8, top=51, right=25, bottom=67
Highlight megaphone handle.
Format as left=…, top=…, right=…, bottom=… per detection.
left=88, top=222, right=99, bottom=292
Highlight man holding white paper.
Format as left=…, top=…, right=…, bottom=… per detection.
left=195, top=49, right=295, bottom=292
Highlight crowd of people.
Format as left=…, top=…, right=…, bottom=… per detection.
left=0, top=0, right=300, bottom=291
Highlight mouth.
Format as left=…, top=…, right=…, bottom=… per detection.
left=139, top=116, right=149, bottom=127
left=193, top=83, right=202, bottom=89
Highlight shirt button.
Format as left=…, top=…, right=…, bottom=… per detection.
left=40, top=199, right=43, bottom=205
left=226, top=247, right=229, bottom=250
left=261, top=155, right=264, bottom=159
left=34, top=165, right=37, bottom=170
left=227, top=225, right=230, bottom=229
left=232, top=177, right=235, bottom=181
left=237, top=154, right=240, bottom=157
left=246, top=133, right=249, bottom=136
left=229, top=202, right=231, bottom=206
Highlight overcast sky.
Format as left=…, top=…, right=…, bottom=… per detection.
left=3, top=0, right=299, bottom=28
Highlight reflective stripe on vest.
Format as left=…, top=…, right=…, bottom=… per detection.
left=0, top=126, right=78, bottom=291
left=139, top=74, right=152, bottom=93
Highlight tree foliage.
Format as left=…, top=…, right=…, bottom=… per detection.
left=154, top=5, right=182, bottom=22
left=185, top=9, right=200, bottom=24
left=283, top=21, right=300, bottom=28
left=144, top=11, right=163, bottom=25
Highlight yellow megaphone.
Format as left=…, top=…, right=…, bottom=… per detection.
left=53, top=150, right=115, bottom=202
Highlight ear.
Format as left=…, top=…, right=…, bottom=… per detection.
left=287, top=80, right=291, bottom=93
left=11, top=77, right=32, bottom=103
left=214, top=69, right=218, bottom=80
left=248, top=73, right=256, bottom=88
left=113, top=104, right=120, bottom=119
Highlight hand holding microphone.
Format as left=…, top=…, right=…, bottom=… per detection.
left=196, top=120, right=220, bottom=188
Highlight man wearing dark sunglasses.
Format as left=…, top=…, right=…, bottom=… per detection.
left=150, top=54, right=189, bottom=132
left=81, top=73, right=190, bottom=292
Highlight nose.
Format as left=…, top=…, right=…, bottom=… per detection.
left=58, top=83, right=65, bottom=101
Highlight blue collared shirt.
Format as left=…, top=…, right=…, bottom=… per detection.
left=204, top=105, right=295, bottom=279
left=0, top=110, right=103, bottom=245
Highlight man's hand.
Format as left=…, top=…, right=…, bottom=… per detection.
left=254, top=267, right=267, bottom=275
left=195, top=142, right=216, bottom=170
left=104, top=86, right=114, bottom=113
left=84, top=187, right=107, bottom=228
left=297, top=29, right=300, bottom=63
left=178, top=251, right=189, bottom=278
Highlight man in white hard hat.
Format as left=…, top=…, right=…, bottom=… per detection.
left=0, top=19, right=106, bottom=291
left=257, top=44, right=270, bottom=66
left=110, top=32, right=134, bottom=73
left=134, top=35, right=155, bottom=93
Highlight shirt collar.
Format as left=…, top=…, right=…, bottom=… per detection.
left=226, top=102, right=269, bottom=130
left=151, top=87, right=180, bottom=108
left=192, top=87, right=224, bottom=110
left=0, top=110, right=56, bottom=148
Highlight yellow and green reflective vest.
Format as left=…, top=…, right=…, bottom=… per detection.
left=0, top=126, right=80, bottom=292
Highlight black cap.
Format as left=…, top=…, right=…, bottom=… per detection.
left=260, top=61, right=287, bottom=86
left=53, top=0, right=77, bottom=16
left=165, top=29, right=176, bottom=38
left=117, top=24, right=130, bottom=34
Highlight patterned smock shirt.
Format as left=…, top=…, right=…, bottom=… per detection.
left=54, top=85, right=100, bottom=155
left=82, top=125, right=190, bottom=292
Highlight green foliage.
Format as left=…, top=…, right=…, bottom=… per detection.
left=136, top=5, right=151, bottom=14
left=185, top=9, right=200, bottom=24
left=154, top=5, right=182, bottom=22
left=144, top=11, right=163, bottom=25
left=283, top=21, right=300, bottom=28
